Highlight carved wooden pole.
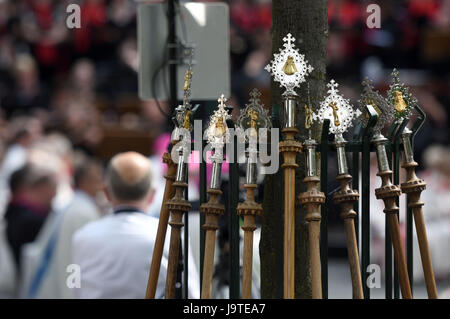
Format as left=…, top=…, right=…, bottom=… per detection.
left=401, top=129, right=437, bottom=298
left=237, top=184, right=261, bottom=299
left=298, top=138, right=325, bottom=299
left=200, top=188, right=224, bottom=299
left=333, top=136, right=364, bottom=299
left=374, top=134, right=412, bottom=299
left=146, top=150, right=177, bottom=298
left=333, top=172, right=363, bottom=299
left=277, top=85, right=302, bottom=299
left=200, top=94, right=230, bottom=299
left=164, top=168, right=191, bottom=298
left=279, top=105, right=302, bottom=299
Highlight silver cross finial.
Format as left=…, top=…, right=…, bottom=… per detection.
left=282, top=33, right=295, bottom=48
left=327, top=79, right=339, bottom=92
left=218, top=94, right=227, bottom=107
left=249, top=88, right=262, bottom=104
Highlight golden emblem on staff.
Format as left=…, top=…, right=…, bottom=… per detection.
left=247, top=109, right=259, bottom=138
left=214, top=116, right=226, bottom=137
left=184, top=70, right=193, bottom=92
left=183, top=110, right=192, bottom=130
left=282, top=56, right=298, bottom=75
left=394, top=90, right=407, bottom=113
left=329, top=101, right=341, bottom=127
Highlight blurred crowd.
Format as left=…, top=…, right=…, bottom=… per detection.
left=0, top=0, right=448, bottom=298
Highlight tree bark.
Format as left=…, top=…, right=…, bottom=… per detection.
left=260, top=0, right=328, bottom=298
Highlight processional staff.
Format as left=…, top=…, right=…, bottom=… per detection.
left=314, top=79, right=364, bottom=299
left=265, top=33, right=313, bottom=299
left=358, top=77, right=412, bottom=299
left=386, top=70, right=437, bottom=298
left=200, top=94, right=232, bottom=299
left=236, top=88, right=271, bottom=299
left=357, top=78, right=395, bottom=298
left=145, top=52, right=198, bottom=298
left=164, top=62, right=199, bottom=298
left=297, top=88, right=325, bottom=299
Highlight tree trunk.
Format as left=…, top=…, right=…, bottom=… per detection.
left=260, top=0, right=328, bottom=298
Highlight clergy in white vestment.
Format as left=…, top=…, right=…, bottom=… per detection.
left=72, top=152, right=200, bottom=299
left=29, top=158, right=104, bottom=298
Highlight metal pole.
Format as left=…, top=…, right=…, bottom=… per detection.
left=229, top=134, right=240, bottom=298
left=168, top=0, right=178, bottom=115
left=320, top=120, right=329, bottom=299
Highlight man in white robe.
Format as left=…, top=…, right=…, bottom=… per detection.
left=72, top=152, right=200, bottom=299
left=28, top=158, right=104, bottom=298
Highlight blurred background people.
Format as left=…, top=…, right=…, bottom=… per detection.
left=0, top=117, right=42, bottom=216
left=72, top=152, right=199, bottom=298
left=4, top=163, right=57, bottom=270
left=26, top=155, right=104, bottom=299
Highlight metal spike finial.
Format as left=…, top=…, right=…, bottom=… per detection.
left=182, top=48, right=195, bottom=108
left=173, top=48, right=199, bottom=133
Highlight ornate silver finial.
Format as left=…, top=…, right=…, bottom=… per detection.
left=387, top=68, right=417, bottom=122
left=182, top=49, right=194, bottom=108
left=314, top=79, right=361, bottom=135
left=237, top=88, right=271, bottom=141
left=173, top=49, right=197, bottom=133
left=358, top=77, right=392, bottom=136
left=264, top=33, right=313, bottom=96
left=205, top=94, right=232, bottom=149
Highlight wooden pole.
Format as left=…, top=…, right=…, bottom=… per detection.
left=237, top=184, right=262, bottom=299
left=200, top=189, right=225, bottom=299
left=279, top=127, right=302, bottom=298
left=333, top=174, right=364, bottom=299
left=164, top=181, right=191, bottom=298
left=146, top=151, right=177, bottom=299
left=401, top=161, right=437, bottom=298
left=375, top=169, right=412, bottom=299
left=298, top=176, right=325, bottom=299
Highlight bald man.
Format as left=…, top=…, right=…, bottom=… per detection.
left=72, top=152, right=200, bottom=299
